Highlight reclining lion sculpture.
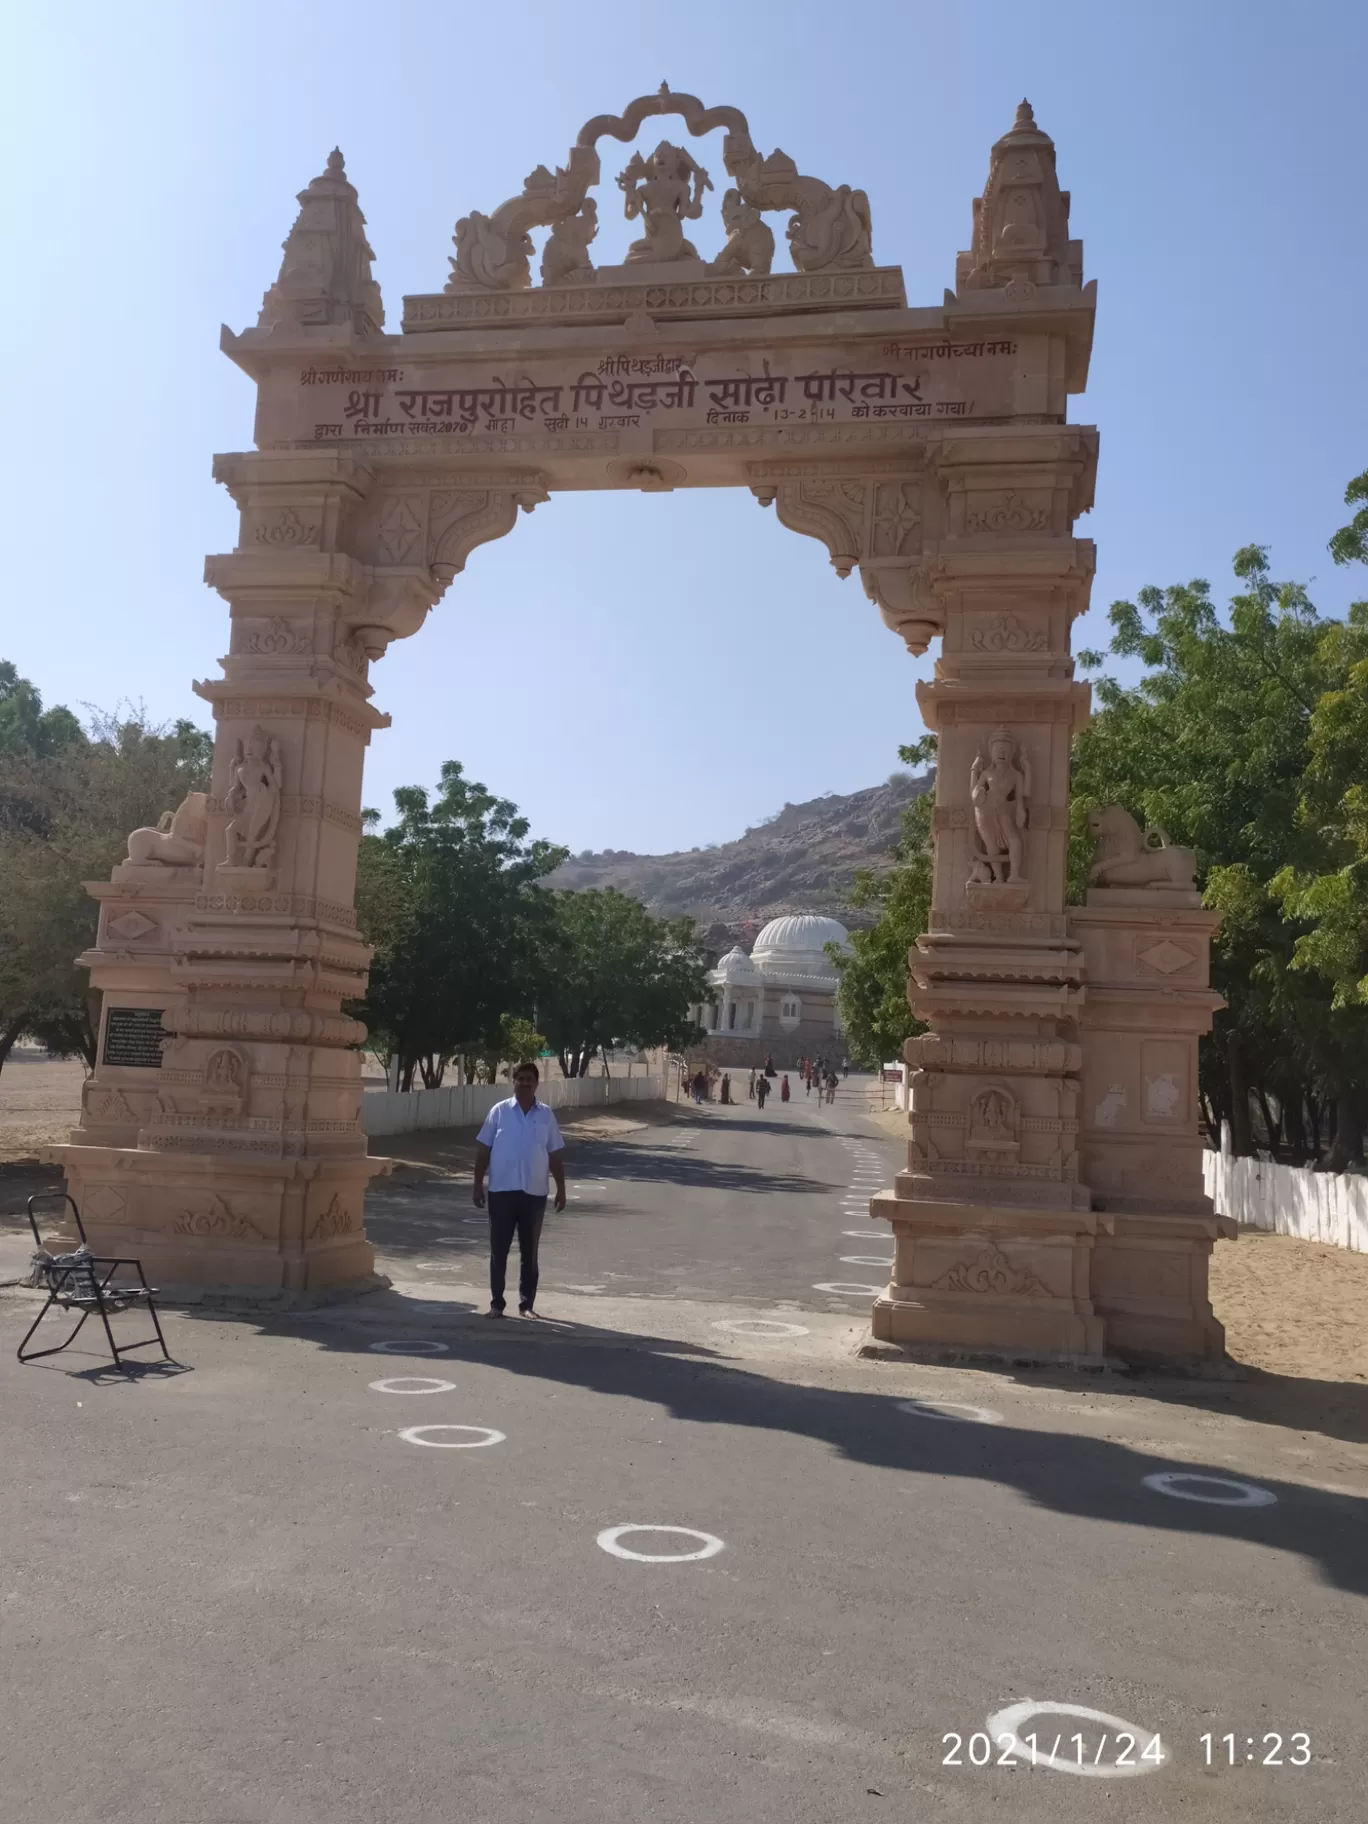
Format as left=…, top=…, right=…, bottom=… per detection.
left=1088, top=805, right=1196, bottom=889
left=125, top=792, right=209, bottom=867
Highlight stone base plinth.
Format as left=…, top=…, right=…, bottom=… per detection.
left=870, top=1192, right=1110, bottom=1362
left=1090, top=1212, right=1236, bottom=1364
left=46, top=1144, right=390, bottom=1303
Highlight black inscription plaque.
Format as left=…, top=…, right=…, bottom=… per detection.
left=101, top=1006, right=167, bottom=1069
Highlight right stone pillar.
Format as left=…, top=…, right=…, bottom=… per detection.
left=1071, top=885, right=1234, bottom=1361
left=870, top=429, right=1110, bottom=1363
left=866, top=449, right=1234, bottom=1367
left=867, top=97, right=1233, bottom=1366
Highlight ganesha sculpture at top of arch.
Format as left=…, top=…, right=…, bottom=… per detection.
left=446, top=84, right=873, bottom=294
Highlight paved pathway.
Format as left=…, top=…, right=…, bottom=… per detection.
left=3, top=1094, right=1366, bottom=1823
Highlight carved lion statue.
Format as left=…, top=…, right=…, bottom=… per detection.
left=1088, top=805, right=1196, bottom=889
left=126, top=792, right=209, bottom=867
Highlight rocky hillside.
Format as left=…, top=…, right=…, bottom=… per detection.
left=547, top=772, right=931, bottom=944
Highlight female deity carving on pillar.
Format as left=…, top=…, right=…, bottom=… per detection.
left=223, top=726, right=284, bottom=869
left=968, top=727, right=1030, bottom=885
left=616, top=141, right=713, bottom=263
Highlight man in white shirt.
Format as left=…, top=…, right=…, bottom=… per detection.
left=472, top=1061, right=566, bottom=1318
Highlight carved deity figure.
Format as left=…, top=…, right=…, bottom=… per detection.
left=453, top=211, right=535, bottom=290
left=206, top=1049, right=244, bottom=1093
left=973, top=1088, right=1013, bottom=1131
left=1088, top=806, right=1196, bottom=889
left=708, top=188, right=774, bottom=276
left=125, top=792, right=209, bottom=867
left=617, top=141, right=712, bottom=263
left=202, top=1047, right=247, bottom=1113
left=540, top=198, right=597, bottom=285
left=223, top=727, right=283, bottom=869
left=785, top=182, right=872, bottom=273
left=969, top=727, right=1030, bottom=885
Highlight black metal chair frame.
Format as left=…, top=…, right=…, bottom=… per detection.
left=18, top=1193, right=171, bottom=1370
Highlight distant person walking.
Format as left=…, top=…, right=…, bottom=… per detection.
left=780, top=1073, right=791, bottom=1103
left=747, top=1067, right=756, bottom=1100
left=472, top=1061, right=566, bottom=1319
left=720, top=1072, right=732, bottom=1105
left=755, top=1074, right=771, bottom=1109
left=825, top=1070, right=838, bottom=1105
left=692, top=1069, right=707, bottom=1105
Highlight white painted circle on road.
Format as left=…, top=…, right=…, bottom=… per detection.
left=596, top=1525, right=725, bottom=1563
left=1142, top=1471, right=1277, bottom=1507
left=898, top=1398, right=1003, bottom=1425
left=840, top=1255, right=895, bottom=1267
left=399, top=1424, right=505, bottom=1449
left=985, top=1701, right=1165, bottom=1777
left=712, top=1318, right=810, bottom=1339
left=369, top=1376, right=457, bottom=1395
left=812, top=1281, right=884, bottom=1297
left=368, top=1339, right=449, bottom=1356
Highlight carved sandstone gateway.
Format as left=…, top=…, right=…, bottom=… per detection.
left=50, top=90, right=1231, bottom=1353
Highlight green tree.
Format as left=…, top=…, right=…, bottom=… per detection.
left=1257, top=471, right=1368, bottom=1162
left=0, top=660, right=84, bottom=760
left=354, top=762, right=566, bottom=1091
left=1072, top=538, right=1368, bottom=1165
left=538, top=887, right=709, bottom=1078
left=1327, top=466, right=1368, bottom=568
left=0, top=694, right=212, bottom=1073
left=830, top=749, right=934, bottom=1069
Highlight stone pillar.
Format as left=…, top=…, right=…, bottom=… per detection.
left=869, top=428, right=1110, bottom=1362
left=1071, top=885, right=1234, bottom=1361
left=52, top=453, right=399, bottom=1300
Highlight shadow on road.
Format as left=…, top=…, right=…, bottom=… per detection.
left=216, top=1293, right=1368, bottom=1599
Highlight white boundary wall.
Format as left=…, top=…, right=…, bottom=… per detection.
left=361, top=1072, right=667, bottom=1138
left=1204, top=1151, right=1368, bottom=1254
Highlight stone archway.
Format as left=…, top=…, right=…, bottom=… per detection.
left=52, top=93, right=1229, bottom=1362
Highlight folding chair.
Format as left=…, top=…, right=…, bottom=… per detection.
left=18, top=1193, right=171, bottom=1370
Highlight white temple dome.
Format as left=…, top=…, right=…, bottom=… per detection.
left=715, top=944, right=759, bottom=980
left=750, top=914, right=851, bottom=975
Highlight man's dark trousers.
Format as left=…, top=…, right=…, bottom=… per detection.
left=488, top=1190, right=547, bottom=1312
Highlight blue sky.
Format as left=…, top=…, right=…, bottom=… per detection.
left=3, top=0, right=1365, bottom=855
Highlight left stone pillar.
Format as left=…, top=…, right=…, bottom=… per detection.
left=52, top=453, right=393, bottom=1301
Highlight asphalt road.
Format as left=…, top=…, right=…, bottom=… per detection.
left=365, top=1092, right=902, bottom=1314
left=3, top=1095, right=1366, bottom=1824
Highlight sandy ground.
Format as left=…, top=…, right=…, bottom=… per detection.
left=4, top=1057, right=1363, bottom=1390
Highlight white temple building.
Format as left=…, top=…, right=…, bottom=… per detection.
left=689, top=914, right=851, bottom=1069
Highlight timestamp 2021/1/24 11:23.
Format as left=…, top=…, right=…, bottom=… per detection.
left=940, top=1728, right=1314, bottom=1772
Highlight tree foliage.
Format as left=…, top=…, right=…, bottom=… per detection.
left=1073, top=522, right=1368, bottom=1166
left=354, top=761, right=566, bottom=1091
left=0, top=661, right=84, bottom=760
left=538, top=887, right=710, bottom=1078
left=0, top=674, right=212, bottom=1073
left=831, top=754, right=934, bottom=1069
left=355, top=768, right=708, bottom=1086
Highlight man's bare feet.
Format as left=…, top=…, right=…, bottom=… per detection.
left=485, top=1305, right=505, bottom=1318
left=518, top=1305, right=538, bottom=1319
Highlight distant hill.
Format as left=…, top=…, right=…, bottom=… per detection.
left=547, top=772, right=932, bottom=946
